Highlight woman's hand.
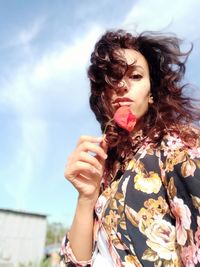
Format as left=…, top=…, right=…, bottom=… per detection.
left=64, top=135, right=108, bottom=202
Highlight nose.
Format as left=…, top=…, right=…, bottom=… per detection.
left=117, top=79, right=129, bottom=94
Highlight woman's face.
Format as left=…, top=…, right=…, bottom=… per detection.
left=110, top=49, right=153, bottom=126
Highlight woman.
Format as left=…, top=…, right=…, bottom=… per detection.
left=60, top=30, right=200, bottom=266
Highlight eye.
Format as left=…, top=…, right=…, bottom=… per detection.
left=129, top=74, right=143, bottom=80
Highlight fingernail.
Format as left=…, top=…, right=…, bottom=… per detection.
left=104, top=154, right=108, bottom=159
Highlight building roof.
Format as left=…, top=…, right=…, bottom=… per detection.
left=0, top=208, right=47, bottom=218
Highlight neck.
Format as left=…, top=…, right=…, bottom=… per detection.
left=130, top=118, right=145, bottom=136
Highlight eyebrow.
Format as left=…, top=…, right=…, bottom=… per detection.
left=127, top=64, right=144, bottom=73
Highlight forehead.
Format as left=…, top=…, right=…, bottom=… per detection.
left=118, top=49, right=149, bottom=70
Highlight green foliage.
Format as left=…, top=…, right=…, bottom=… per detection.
left=39, top=258, right=51, bottom=267
left=19, top=258, right=52, bottom=267
left=45, top=222, right=68, bottom=245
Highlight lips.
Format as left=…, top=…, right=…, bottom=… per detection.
left=112, top=97, right=133, bottom=106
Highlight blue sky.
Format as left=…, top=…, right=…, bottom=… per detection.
left=0, top=0, right=200, bottom=227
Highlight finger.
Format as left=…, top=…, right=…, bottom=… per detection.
left=96, top=137, right=108, bottom=164
left=78, top=142, right=107, bottom=160
left=100, top=136, right=108, bottom=154
left=68, top=161, right=102, bottom=178
left=77, top=151, right=103, bottom=171
left=75, top=171, right=101, bottom=182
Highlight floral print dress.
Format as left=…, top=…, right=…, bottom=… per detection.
left=60, top=129, right=200, bottom=267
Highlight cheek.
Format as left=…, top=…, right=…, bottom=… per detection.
left=134, top=80, right=151, bottom=96
left=134, top=89, right=150, bottom=102
left=132, top=94, right=150, bottom=117
left=143, top=80, right=151, bottom=95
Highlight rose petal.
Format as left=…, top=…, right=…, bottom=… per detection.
left=114, top=106, right=136, bottom=132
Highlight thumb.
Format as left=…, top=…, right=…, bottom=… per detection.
left=96, top=135, right=108, bottom=165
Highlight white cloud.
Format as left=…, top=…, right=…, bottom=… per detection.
left=122, top=0, right=200, bottom=39
left=0, top=24, right=104, bottom=209
left=0, top=69, right=36, bottom=114
left=4, top=119, right=47, bottom=209
left=32, top=25, right=102, bottom=84
left=0, top=17, right=46, bottom=50
left=0, top=25, right=103, bottom=114
left=18, top=17, right=46, bottom=46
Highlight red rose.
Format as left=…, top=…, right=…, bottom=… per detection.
left=113, top=106, right=136, bottom=132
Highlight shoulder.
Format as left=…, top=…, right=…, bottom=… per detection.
left=158, top=124, right=200, bottom=178
left=161, top=124, right=200, bottom=151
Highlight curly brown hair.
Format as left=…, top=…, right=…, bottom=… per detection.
left=88, top=30, right=200, bottom=183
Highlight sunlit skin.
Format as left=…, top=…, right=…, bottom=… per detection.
left=64, top=49, right=153, bottom=262
left=111, top=49, right=153, bottom=132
